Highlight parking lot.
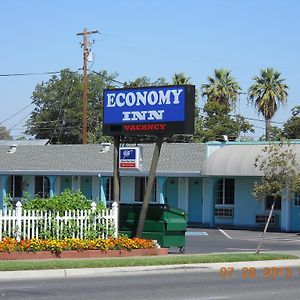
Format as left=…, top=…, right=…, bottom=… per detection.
left=170, top=228, right=300, bottom=255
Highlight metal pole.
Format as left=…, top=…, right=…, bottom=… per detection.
left=136, top=137, right=163, bottom=237
left=113, top=136, right=120, bottom=204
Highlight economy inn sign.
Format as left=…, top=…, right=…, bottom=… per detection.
left=103, top=85, right=195, bottom=136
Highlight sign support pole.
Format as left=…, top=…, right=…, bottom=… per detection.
left=113, top=135, right=120, bottom=205
left=136, top=137, right=163, bottom=237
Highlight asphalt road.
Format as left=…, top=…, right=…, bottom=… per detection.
left=1, top=228, right=300, bottom=299
left=1, top=267, right=300, bottom=300
left=177, top=228, right=300, bottom=255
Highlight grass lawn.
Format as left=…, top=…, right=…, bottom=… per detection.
left=0, top=253, right=297, bottom=271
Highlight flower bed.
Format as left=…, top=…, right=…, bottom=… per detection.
left=0, top=237, right=156, bottom=253
left=0, top=237, right=168, bottom=260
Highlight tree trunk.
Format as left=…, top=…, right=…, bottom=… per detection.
left=255, top=199, right=275, bottom=254
left=265, top=119, right=271, bottom=141
left=136, top=138, right=163, bottom=237
left=113, top=136, right=120, bottom=204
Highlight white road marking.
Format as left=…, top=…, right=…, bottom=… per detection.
left=197, top=297, right=230, bottom=300
left=185, top=232, right=208, bottom=236
left=218, top=228, right=232, bottom=239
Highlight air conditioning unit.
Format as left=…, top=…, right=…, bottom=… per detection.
left=255, top=215, right=279, bottom=226
left=215, top=208, right=234, bottom=217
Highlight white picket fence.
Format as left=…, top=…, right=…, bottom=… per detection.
left=0, top=201, right=118, bottom=241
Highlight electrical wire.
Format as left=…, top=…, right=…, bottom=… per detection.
left=0, top=101, right=35, bottom=125
left=8, top=112, right=32, bottom=131
left=0, top=71, right=61, bottom=77
left=87, top=69, right=124, bottom=86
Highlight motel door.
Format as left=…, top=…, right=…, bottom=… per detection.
left=164, top=178, right=179, bottom=209
left=188, top=179, right=203, bottom=223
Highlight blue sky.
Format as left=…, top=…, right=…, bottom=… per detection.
left=1, top=0, right=299, bottom=139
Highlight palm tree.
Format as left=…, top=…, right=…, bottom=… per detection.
left=172, top=72, right=191, bottom=85
left=248, top=68, right=288, bottom=140
left=201, top=69, right=241, bottom=108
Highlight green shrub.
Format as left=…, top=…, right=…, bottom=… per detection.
left=23, top=189, right=92, bottom=211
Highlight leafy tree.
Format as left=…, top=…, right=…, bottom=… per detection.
left=201, top=69, right=241, bottom=107
left=258, top=125, right=284, bottom=142
left=25, top=69, right=118, bottom=144
left=248, top=68, right=288, bottom=141
left=124, top=76, right=168, bottom=88
left=283, top=106, right=300, bottom=139
left=199, top=101, right=253, bottom=142
left=0, top=126, right=12, bottom=140
left=253, top=142, right=300, bottom=254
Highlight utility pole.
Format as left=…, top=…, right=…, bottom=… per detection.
left=76, top=28, right=98, bottom=144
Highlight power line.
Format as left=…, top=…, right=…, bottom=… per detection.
left=0, top=101, right=35, bottom=125
left=0, top=71, right=61, bottom=77
left=198, top=106, right=286, bottom=125
left=87, top=69, right=124, bottom=86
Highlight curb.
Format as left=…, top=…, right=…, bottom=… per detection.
left=1, top=259, right=300, bottom=281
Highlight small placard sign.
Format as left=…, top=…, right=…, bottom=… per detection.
left=119, top=147, right=141, bottom=169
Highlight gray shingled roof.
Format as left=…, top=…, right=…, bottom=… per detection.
left=0, top=143, right=206, bottom=177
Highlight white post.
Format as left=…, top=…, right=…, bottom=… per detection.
left=112, top=201, right=118, bottom=238
left=15, top=201, right=22, bottom=242
left=91, top=201, right=96, bottom=212
left=91, top=201, right=97, bottom=234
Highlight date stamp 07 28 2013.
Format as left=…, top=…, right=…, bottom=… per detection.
left=219, top=266, right=297, bottom=280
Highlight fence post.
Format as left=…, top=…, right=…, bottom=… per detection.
left=111, top=201, right=118, bottom=238
left=15, top=201, right=22, bottom=242
left=91, top=201, right=96, bottom=212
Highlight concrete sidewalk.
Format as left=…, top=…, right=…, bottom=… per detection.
left=1, top=259, right=300, bottom=281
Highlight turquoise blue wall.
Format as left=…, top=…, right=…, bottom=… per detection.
left=165, top=178, right=178, bottom=208
left=289, top=201, right=300, bottom=232
left=178, top=178, right=188, bottom=212
left=80, top=176, right=92, bottom=199
left=188, top=178, right=203, bottom=222
left=203, top=178, right=216, bottom=226
left=61, top=176, right=72, bottom=192
left=120, top=177, right=135, bottom=203
left=234, top=178, right=264, bottom=226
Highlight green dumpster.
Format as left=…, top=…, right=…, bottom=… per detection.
left=119, top=203, right=187, bottom=252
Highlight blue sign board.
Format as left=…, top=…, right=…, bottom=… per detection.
left=103, top=85, right=195, bottom=136
left=120, top=148, right=136, bottom=160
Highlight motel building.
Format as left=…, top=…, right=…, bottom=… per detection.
left=1, top=139, right=300, bottom=232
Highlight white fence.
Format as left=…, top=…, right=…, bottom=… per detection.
left=0, top=201, right=118, bottom=241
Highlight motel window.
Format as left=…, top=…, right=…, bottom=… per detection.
left=265, top=196, right=281, bottom=210
left=295, top=193, right=300, bottom=206
left=215, top=178, right=234, bottom=205
left=35, top=176, right=50, bottom=198
left=8, top=175, right=23, bottom=198
left=135, top=177, right=157, bottom=203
